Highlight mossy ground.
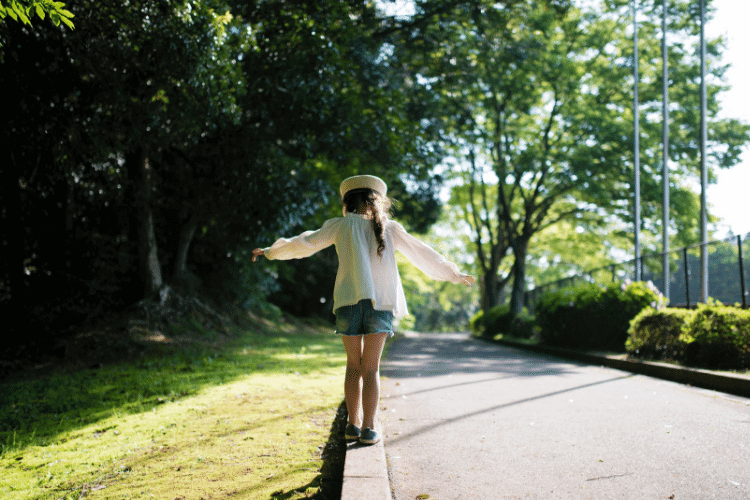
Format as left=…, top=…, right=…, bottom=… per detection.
left=0, top=313, right=349, bottom=499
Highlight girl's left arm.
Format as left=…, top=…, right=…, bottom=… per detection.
left=391, top=221, right=475, bottom=286
left=253, top=218, right=340, bottom=262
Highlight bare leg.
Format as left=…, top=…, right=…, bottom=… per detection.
left=360, top=332, right=388, bottom=430
left=341, top=335, right=364, bottom=427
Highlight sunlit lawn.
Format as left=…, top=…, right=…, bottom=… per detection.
left=0, top=315, right=348, bottom=499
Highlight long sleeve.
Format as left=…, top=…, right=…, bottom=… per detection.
left=263, top=218, right=340, bottom=261
left=390, top=221, right=465, bottom=284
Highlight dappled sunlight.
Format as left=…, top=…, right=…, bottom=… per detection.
left=142, top=331, right=171, bottom=344
left=67, top=375, right=341, bottom=499
left=0, top=319, right=349, bottom=499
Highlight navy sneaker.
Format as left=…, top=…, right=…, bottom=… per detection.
left=359, top=427, right=381, bottom=445
left=344, top=423, right=361, bottom=440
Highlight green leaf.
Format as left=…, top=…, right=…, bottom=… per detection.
left=49, top=10, right=60, bottom=26
left=60, top=14, right=73, bottom=29
left=59, top=8, right=74, bottom=18
left=3, top=5, right=17, bottom=21
left=11, top=1, right=31, bottom=24
left=5, top=3, right=19, bottom=22
left=35, top=4, right=45, bottom=20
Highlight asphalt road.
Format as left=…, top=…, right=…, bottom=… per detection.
left=380, top=332, right=750, bottom=500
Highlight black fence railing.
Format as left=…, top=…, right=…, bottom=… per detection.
left=524, top=232, right=750, bottom=312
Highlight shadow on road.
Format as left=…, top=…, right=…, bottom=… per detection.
left=385, top=372, right=635, bottom=445
left=382, top=333, right=636, bottom=445
left=383, top=332, right=578, bottom=380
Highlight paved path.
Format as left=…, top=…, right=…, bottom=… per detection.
left=380, top=332, right=750, bottom=500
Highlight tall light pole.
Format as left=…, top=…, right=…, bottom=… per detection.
left=662, top=0, right=670, bottom=300
left=699, top=0, right=709, bottom=302
left=633, top=0, right=641, bottom=281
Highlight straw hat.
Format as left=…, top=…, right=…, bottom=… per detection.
left=339, top=175, right=387, bottom=198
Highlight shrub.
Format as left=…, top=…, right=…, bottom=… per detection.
left=625, top=301, right=750, bottom=370
left=536, top=281, right=663, bottom=351
left=626, top=307, right=694, bottom=361
left=472, top=303, right=510, bottom=338
left=469, top=304, right=537, bottom=339
left=484, top=303, right=510, bottom=334
left=507, top=308, right=537, bottom=339
left=681, top=300, right=750, bottom=370
left=469, top=309, right=485, bottom=336
left=469, top=304, right=507, bottom=337
left=485, top=304, right=511, bottom=338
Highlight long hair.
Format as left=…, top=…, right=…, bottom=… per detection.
left=343, top=188, right=392, bottom=257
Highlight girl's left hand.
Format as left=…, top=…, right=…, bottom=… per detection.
left=460, top=274, right=476, bottom=287
left=252, top=248, right=265, bottom=262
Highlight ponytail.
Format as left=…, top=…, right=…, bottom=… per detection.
left=343, top=188, right=392, bottom=257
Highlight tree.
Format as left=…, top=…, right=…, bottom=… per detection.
left=446, top=154, right=512, bottom=312
left=0, top=0, right=460, bottom=344
left=412, top=0, right=749, bottom=315
left=15, top=0, right=244, bottom=298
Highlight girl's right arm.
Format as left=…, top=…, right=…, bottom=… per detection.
left=253, top=218, right=341, bottom=262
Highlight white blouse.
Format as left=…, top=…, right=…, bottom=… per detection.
left=262, top=213, right=465, bottom=318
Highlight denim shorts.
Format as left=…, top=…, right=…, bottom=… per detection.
left=335, top=299, right=395, bottom=338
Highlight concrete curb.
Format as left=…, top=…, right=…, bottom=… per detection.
left=340, top=423, right=391, bottom=500
left=489, top=337, right=750, bottom=399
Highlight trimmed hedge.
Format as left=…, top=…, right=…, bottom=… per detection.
left=626, top=302, right=750, bottom=370
left=626, top=307, right=692, bottom=361
left=535, top=281, right=662, bottom=351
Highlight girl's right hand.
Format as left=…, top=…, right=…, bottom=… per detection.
left=252, top=248, right=265, bottom=262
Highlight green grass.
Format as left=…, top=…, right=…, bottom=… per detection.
left=0, top=314, right=349, bottom=499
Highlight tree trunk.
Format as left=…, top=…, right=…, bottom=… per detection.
left=482, top=269, right=498, bottom=313
left=174, top=216, right=198, bottom=281
left=509, top=237, right=529, bottom=315
left=126, top=148, right=163, bottom=296
left=140, top=203, right=163, bottom=295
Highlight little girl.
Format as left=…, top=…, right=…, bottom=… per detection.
left=252, top=175, right=474, bottom=445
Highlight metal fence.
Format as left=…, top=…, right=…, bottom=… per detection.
left=525, top=232, right=750, bottom=312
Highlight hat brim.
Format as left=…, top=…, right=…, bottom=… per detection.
left=340, top=175, right=387, bottom=198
